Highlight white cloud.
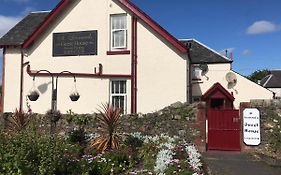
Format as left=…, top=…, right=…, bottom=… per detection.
left=242, top=49, right=251, bottom=56
left=246, top=20, right=281, bottom=35
left=0, top=15, right=22, bottom=37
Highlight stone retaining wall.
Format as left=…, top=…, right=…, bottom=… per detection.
left=240, top=99, right=281, bottom=159
left=0, top=102, right=205, bottom=149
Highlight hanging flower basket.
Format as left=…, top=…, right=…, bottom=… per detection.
left=27, top=91, right=40, bottom=101
left=69, top=92, right=80, bottom=102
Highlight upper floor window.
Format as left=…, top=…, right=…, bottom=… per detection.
left=111, top=14, right=127, bottom=50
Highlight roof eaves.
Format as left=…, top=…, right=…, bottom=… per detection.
left=263, top=74, right=273, bottom=87
left=30, top=10, right=52, bottom=14
left=117, top=0, right=188, bottom=53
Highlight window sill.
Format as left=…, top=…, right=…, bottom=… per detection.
left=107, top=50, right=130, bottom=55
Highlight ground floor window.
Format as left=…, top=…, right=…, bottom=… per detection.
left=110, top=80, right=127, bottom=113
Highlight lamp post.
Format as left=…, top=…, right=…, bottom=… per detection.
left=28, top=70, right=79, bottom=137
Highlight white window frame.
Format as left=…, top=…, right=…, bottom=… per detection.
left=110, top=14, right=127, bottom=50
left=110, top=80, right=127, bottom=114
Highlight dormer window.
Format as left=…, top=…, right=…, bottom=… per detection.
left=111, top=14, right=127, bottom=50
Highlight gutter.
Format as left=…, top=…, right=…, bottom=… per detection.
left=1, top=48, right=6, bottom=112
left=19, top=50, right=24, bottom=112
left=187, top=50, right=192, bottom=103
left=131, top=16, right=137, bottom=114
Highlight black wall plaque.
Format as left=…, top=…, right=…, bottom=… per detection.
left=53, top=30, right=97, bottom=56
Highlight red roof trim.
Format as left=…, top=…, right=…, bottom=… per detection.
left=117, top=0, right=188, bottom=53
left=22, top=0, right=71, bottom=49
left=22, top=0, right=188, bottom=53
left=202, top=82, right=235, bottom=101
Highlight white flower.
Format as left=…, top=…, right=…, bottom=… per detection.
left=154, top=149, right=174, bottom=174
left=130, top=132, right=144, bottom=140
left=185, top=145, right=202, bottom=173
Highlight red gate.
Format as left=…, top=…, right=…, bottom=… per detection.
left=208, top=109, right=240, bottom=151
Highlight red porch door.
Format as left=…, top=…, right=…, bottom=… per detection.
left=208, top=109, right=241, bottom=151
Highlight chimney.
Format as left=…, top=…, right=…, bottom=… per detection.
left=229, top=52, right=233, bottom=70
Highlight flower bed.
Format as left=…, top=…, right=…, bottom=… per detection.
left=0, top=103, right=205, bottom=174
left=0, top=131, right=204, bottom=175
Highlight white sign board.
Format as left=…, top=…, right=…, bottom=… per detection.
left=243, top=108, right=261, bottom=146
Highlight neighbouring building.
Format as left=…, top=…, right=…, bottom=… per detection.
left=0, top=0, right=273, bottom=114
left=180, top=39, right=273, bottom=109
left=260, top=70, right=281, bottom=99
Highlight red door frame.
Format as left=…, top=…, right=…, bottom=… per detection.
left=203, top=83, right=241, bottom=151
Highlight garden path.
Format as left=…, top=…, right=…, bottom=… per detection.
left=203, top=151, right=281, bottom=175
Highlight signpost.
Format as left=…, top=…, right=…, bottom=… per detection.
left=53, top=30, right=97, bottom=56
left=243, top=108, right=261, bottom=146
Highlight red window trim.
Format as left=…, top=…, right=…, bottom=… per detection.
left=106, top=50, right=130, bottom=55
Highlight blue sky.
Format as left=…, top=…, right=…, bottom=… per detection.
left=0, top=0, right=281, bottom=77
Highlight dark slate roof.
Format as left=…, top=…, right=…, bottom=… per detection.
left=260, top=75, right=271, bottom=86
left=180, top=39, right=232, bottom=64
left=0, top=12, right=49, bottom=46
left=261, top=70, right=281, bottom=88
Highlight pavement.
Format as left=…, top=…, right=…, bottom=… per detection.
left=202, top=151, right=281, bottom=175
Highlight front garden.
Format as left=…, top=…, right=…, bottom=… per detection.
left=0, top=103, right=205, bottom=175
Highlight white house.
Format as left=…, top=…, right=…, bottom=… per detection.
left=0, top=0, right=273, bottom=114
left=0, top=0, right=189, bottom=114
left=260, top=70, right=281, bottom=99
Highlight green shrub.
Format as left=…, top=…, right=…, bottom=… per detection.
left=0, top=132, right=83, bottom=175
left=0, top=131, right=130, bottom=175
left=99, top=150, right=130, bottom=174
left=139, top=142, right=159, bottom=171
left=68, top=128, right=88, bottom=145
left=124, top=135, right=143, bottom=150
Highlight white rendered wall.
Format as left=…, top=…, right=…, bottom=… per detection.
left=5, top=0, right=189, bottom=114
left=192, top=63, right=273, bottom=109
left=137, top=20, right=188, bottom=113
left=21, top=0, right=132, bottom=114
left=3, top=48, right=21, bottom=112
